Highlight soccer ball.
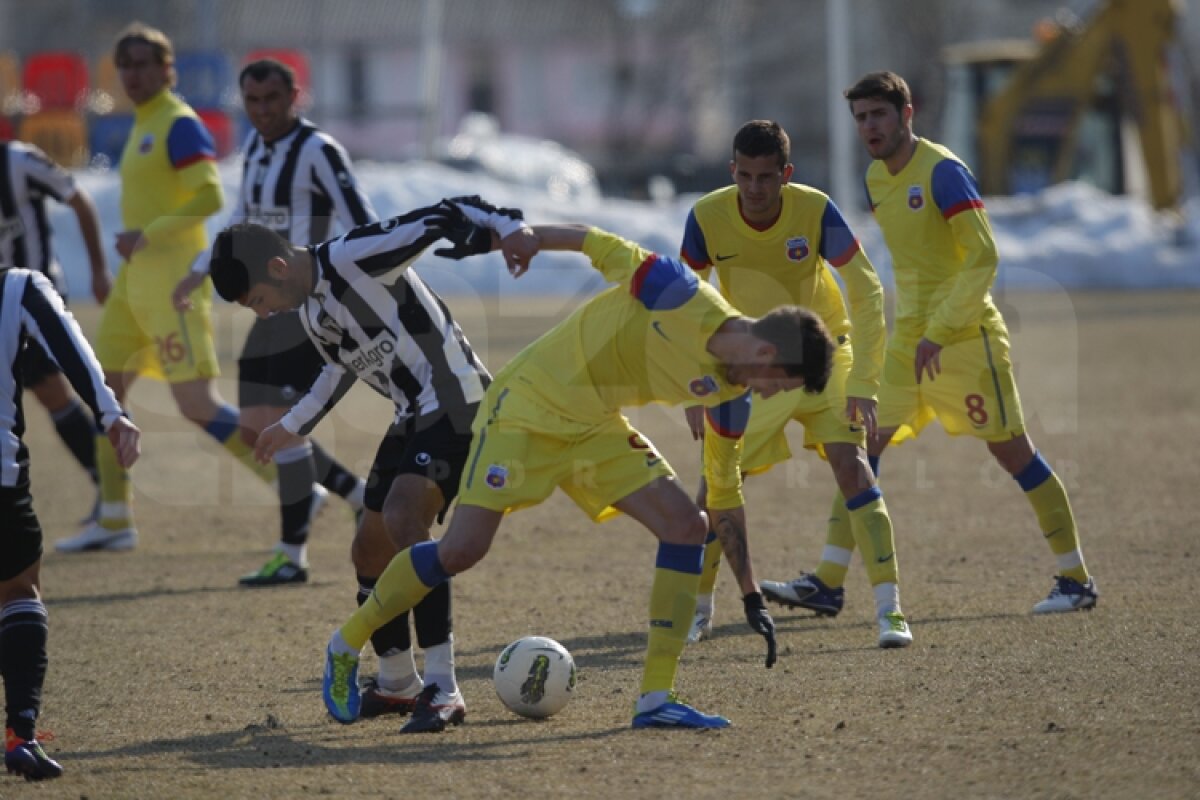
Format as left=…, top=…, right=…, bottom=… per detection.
left=493, top=636, right=576, bottom=719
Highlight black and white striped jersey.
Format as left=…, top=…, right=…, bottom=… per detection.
left=278, top=197, right=526, bottom=436
left=0, top=268, right=124, bottom=487
left=0, top=141, right=78, bottom=296
left=231, top=118, right=376, bottom=244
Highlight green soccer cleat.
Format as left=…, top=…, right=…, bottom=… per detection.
left=322, top=640, right=361, bottom=723
left=239, top=552, right=308, bottom=587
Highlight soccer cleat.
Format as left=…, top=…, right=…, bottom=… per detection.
left=359, top=676, right=423, bottom=719
left=1032, top=576, right=1099, bottom=614
left=760, top=573, right=844, bottom=617
left=632, top=693, right=731, bottom=729
left=877, top=611, right=913, bottom=648
left=54, top=523, right=137, bottom=553
left=686, top=607, right=713, bottom=644
left=238, top=552, right=309, bottom=587
left=5, top=729, right=63, bottom=781
left=322, top=640, right=362, bottom=723
left=400, top=684, right=466, bottom=733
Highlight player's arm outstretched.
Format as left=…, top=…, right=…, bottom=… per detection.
left=703, top=394, right=777, bottom=668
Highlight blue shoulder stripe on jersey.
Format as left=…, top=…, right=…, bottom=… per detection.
left=931, top=159, right=984, bottom=219
left=705, top=391, right=751, bottom=439
left=862, top=178, right=875, bottom=213
left=629, top=254, right=699, bottom=310
left=819, top=201, right=861, bottom=267
left=656, top=542, right=704, bottom=575
left=167, top=116, right=217, bottom=169
left=679, top=209, right=711, bottom=271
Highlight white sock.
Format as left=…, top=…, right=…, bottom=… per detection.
left=346, top=479, right=366, bottom=511
left=277, top=541, right=306, bottom=566
left=422, top=635, right=458, bottom=695
left=873, top=582, right=901, bottom=617
left=329, top=630, right=359, bottom=657
left=377, top=648, right=420, bottom=692
left=636, top=690, right=670, bottom=713
left=694, top=593, right=713, bottom=614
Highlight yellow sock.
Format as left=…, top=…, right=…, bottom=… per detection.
left=813, top=491, right=855, bottom=588
left=1017, top=453, right=1088, bottom=582
left=221, top=434, right=277, bottom=486
left=202, top=404, right=277, bottom=485
left=697, top=531, right=722, bottom=597
left=846, top=488, right=900, bottom=587
left=95, top=433, right=132, bottom=530
left=341, top=542, right=445, bottom=650
left=640, top=542, right=702, bottom=696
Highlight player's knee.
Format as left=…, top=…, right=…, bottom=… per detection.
left=660, top=508, right=708, bottom=545
left=382, top=508, right=432, bottom=550
left=435, top=537, right=487, bottom=575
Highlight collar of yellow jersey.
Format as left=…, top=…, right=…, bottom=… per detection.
left=133, top=87, right=174, bottom=121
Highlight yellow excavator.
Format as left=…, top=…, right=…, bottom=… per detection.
left=942, top=0, right=1190, bottom=211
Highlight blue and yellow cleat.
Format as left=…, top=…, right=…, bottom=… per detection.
left=5, top=729, right=63, bottom=781
left=632, top=694, right=731, bottom=730
left=322, top=639, right=361, bottom=723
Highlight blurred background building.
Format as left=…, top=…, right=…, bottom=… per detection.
left=1, top=0, right=1197, bottom=205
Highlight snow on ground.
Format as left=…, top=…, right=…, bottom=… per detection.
left=51, top=157, right=1200, bottom=305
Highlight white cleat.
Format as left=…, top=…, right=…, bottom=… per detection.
left=55, top=523, right=137, bottom=553
left=686, top=608, right=713, bottom=644
left=1032, top=576, right=1099, bottom=614
left=877, top=611, right=913, bottom=649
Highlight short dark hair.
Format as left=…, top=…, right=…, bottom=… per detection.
left=209, top=224, right=294, bottom=302
left=113, top=22, right=174, bottom=68
left=749, top=306, right=835, bottom=394
left=732, top=120, right=790, bottom=170
left=843, top=71, right=912, bottom=115
left=239, top=58, right=296, bottom=92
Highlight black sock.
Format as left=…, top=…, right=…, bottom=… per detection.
left=414, top=580, right=452, bottom=649
left=277, top=446, right=316, bottom=546
left=311, top=440, right=360, bottom=499
left=356, top=576, right=411, bottom=656
left=51, top=401, right=97, bottom=481
left=1, top=599, right=48, bottom=741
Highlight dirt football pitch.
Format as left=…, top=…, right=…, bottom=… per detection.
left=11, top=290, right=1199, bottom=799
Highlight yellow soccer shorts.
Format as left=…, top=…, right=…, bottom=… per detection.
left=878, top=323, right=1026, bottom=446
left=740, top=339, right=864, bottom=473
left=459, top=384, right=675, bottom=521
left=95, top=255, right=219, bottom=383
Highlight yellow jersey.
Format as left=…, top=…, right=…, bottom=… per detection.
left=682, top=183, right=885, bottom=399
left=864, top=138, right=1004, bottom=345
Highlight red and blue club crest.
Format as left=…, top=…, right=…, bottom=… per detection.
left=689, top=375, right=719, bottom=397
left=786, top=236, right=810, bottom=262
left=907, top=185, right=924, bottom=210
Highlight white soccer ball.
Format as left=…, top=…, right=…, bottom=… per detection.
left=493, top=635, right=576, bottom=719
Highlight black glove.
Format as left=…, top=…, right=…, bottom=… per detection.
left=425, top=200, right=493, bottom=260
left=743, top=591, right=777, bottom=669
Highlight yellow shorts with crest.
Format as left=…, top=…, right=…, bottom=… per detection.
left=95, top=255, right=219, bottom=383
left=459, top=383, right=674, bottom=521
left=878, top=323, right=1025, bottom=446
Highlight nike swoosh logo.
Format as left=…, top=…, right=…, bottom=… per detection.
left=876, top=553, right=895, bottom=563
left=1043, top=527, right=1063, bottom=539
left=714, top=253, right=737, bottom=261
left=651, top=321, right=670, bottom=340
